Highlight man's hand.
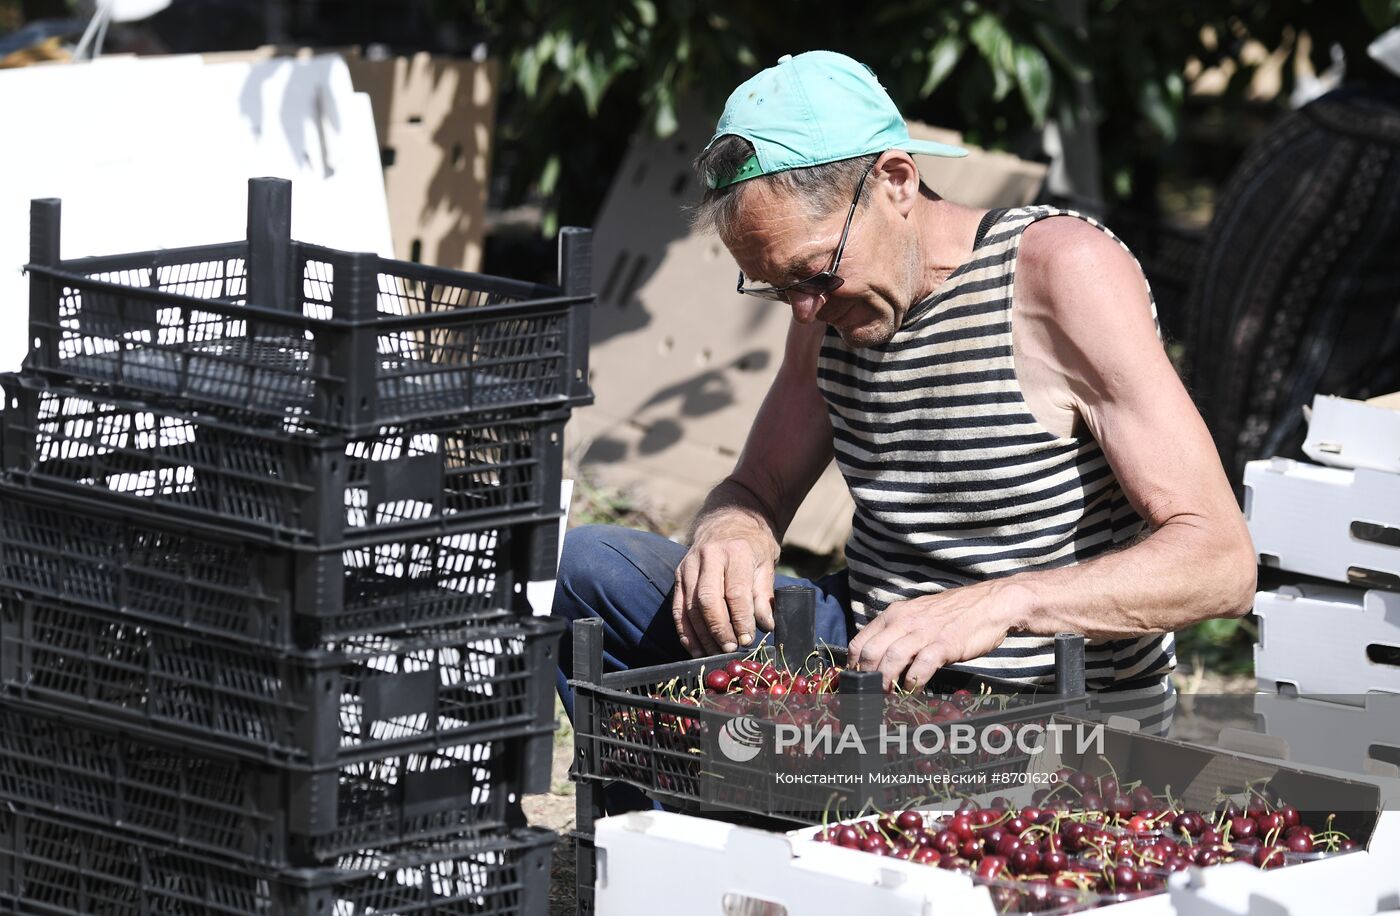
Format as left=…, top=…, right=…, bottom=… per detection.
left=846, top=581, right=1028, bottom=692
left=672, top=533, right=778, bottom=657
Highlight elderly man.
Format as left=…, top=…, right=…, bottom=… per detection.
left=553, top=51, right=1254, bottom=729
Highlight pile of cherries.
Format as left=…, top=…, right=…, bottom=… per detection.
left=1037, top=769, right=1357, bottom=868
left=602, top=654, right=1042, bottom=789
left=814, top=772, right=1358, bottom=910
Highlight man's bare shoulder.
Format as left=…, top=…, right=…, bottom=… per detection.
left=1017, top=214, right=1153, bottom=343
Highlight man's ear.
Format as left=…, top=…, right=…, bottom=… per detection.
left=875, top=151, right=921, bottom=216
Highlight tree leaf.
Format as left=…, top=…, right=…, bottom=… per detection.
left=634, top=0, right=657, bottom=28
left=574, top=56, right=609, bottom=114
left=1359, top=0, right=1400, bottom=31
left=538, top=154, right=561, bottom=195
left=920, top=32, right=965, bottom=97
left=969, top=13, right=1015, bottom=101
left=652, top=90, right=679, bottom=136
left=1138, top=79, right=1176, bottom=142
left=1012, top=41, right=1051, bottom=126
left=1031, top=20, right=1090, bottom=82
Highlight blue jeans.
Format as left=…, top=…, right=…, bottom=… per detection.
left=551, top=524, right=853, bottom=813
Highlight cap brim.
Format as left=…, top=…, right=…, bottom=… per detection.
left=900, top=139, right=969, bottom=158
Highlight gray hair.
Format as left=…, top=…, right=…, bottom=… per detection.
left=689, top=135, right=878, bottom=241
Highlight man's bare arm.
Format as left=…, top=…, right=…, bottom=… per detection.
left=672, top=318, right=836, bottom=655
left=849, top=218, right=1256, bottom=689
left=1005, top=217, right=1257, bottom=638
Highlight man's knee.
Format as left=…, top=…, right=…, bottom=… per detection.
left=553, top=524, right=681, bottom=621
left=554, top=525, right=615, bottom=619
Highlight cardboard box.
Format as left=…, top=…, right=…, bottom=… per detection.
left=1243, top=458, right=1400, bottom=590
left=1303, top=392, right=1400, bottom=475
left=341, top=50, right=496, bottom=273
left=203, top=46, right=496, bottom=274
left=1253, top=584, right=1400, bottom=696
left=574, top=103, right=1048, bottom=552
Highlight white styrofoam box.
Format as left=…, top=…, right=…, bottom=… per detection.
left=1304, top=394, right=1400, bottom=475
left=593, top=810, right=996, bottom=916
left=0, top=52, right=394, bottom=372
left=1168, top=850, right=1399, bottom=916
left=1243, top=458, right=1400, bottom=588
left=1253, top=585, right=1400, bottom=695
left=1253, top=691, right=1400, bottom=778
left=597, top=811, right=1177, bottom=916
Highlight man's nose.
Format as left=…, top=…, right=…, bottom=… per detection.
left=787, top=290, right=826, bottom=323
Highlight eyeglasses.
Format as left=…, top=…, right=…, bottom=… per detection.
left=735, top=158, right=876, bottom=302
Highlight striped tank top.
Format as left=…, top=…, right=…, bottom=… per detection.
left=817, top=205, right=1175, bottom=690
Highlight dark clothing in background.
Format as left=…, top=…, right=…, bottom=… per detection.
left=1183, top=84, right=1400, bottom=489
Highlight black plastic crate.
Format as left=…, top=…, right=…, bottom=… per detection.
left=0, top=484, right=560, bottom=648
left=1, top=374, right=566, bottom=548
left=569, top=611, right=1088, bottom=824
left=0, top=699, right=549, bottom=865
left=24, top=179, right=593, bottom=436
left=0, top=594, right=563, bottom=768
left=0, top=807, right=553, bottom=916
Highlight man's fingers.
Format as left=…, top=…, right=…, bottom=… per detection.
left=846, top=613, right=886, bottom=669
left=724, top=551, right=757, bottom=650
left=901, top=643, right=949, bottom=694
left=672, top=559, right=699, bottom=654
left=751, top=564, right=776, bottom=636
left=850, top=619, right=900, bottom=677
left=876, top=637, right=918, bottom=692
left=676, top=605, right=705, bottom=658
left=691, top=552, right=730, bottom=655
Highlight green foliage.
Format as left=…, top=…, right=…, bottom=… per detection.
left=456, top=0, right=1399, bottom=231
left=1176, top=615, right=1258, bottom=676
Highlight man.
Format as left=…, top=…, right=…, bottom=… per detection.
left=554, top=51, right=1254, bottom=727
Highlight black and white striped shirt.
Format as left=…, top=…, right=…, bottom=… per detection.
left=817, top=206, right=1176, bottom=689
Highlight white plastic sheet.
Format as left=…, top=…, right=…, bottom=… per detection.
left=0, top=52, right=393, bottom=372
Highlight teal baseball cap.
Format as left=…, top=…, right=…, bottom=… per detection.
left=704, top=50, right=967, bottom=190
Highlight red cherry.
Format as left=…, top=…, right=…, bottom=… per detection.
left=1112, top=864, right=1140, bottom=891
left=1255, top=846, right=1285, bottom=869
left=976, top=856, right=1008, bottom=879
left=1010, top=848, right=1041, bottom=874
left=1230, top=817, right=1257, bottom=839
left=1279, top=806, right=1300, bottom=829
left=704, top=669, right=732, bottom=692
left=1257, top=812, right=1284, bottom=834
left=913, top=847, right=940, bottom=865
left=949, top=815, right=974, bottom=841
left=1042, top=850, right=1068, bottom=874
left=896, top=810, right=923, bottom=832
left=933, top=830, right=960, bottom=856
left=1286, top=833, right=1314, bottom=854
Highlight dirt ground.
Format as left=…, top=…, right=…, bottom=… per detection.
left=522, top=671, right=1256, bottom=915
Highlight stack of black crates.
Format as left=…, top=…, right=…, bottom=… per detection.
left=0, top=178, right=592, bottom=915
